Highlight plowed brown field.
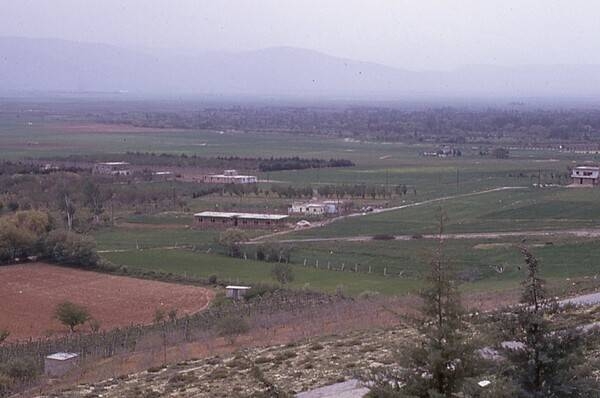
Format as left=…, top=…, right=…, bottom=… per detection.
left=0, top=263, right=213, bottom=341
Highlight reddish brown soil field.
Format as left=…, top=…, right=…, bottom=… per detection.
left=0, top=263, right=213, bottom=342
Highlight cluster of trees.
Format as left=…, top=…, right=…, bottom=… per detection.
left=317, top=183, right=413, bottom=199
left=269, top=184, right=314, bottom=199
left=0, top=210, right=98, bottom=266
left=258, top=157, right=354, bottom=172
left=367, top=213, right=599, bottom=397
left=216, top=229, right=295, bottom=265
left=0, top=167, right=202, bottom=219
left=46, top=153, right=354, bottom=173
left=96, top=106, right=600, bottom=142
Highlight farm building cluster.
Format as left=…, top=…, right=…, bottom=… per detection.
left=288, top=200, right=340, bottom=216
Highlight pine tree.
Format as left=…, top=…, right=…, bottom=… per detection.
left=368, top=210, right=477, bottom=397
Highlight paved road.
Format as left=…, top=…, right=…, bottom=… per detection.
left=560, top=291, right=600, bottom=306
left=296, top=379, right=369, bottom=398
left=252, top=186, right=527, bottom=242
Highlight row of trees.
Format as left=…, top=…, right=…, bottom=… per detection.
left=317, top=183, right=414, bottom=199
left=367, top=212, right=599, bottom=397
left=258, top=157, right=355, bottom=172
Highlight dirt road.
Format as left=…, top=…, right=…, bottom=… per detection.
left=252, top=186, right=527, bottom=242
left=248, top=227, right=600, bottom=245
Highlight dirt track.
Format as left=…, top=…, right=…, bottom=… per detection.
left=253, top=227, right=600, bottom=244
left=0, top=263, right=213, bottom=341
left=251, top=186, right=527, bottom=242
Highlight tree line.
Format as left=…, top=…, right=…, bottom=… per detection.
left=94, top=106, right=600, bottom=143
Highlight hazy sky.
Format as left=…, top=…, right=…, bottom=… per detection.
left=1, top=0, right=599, bottom=70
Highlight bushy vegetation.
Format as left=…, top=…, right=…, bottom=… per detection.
left=258, top=157, right=354, bottom=172
left=0, top=210, right=98, bottom=267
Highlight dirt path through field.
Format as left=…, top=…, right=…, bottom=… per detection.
left=251, top=186, right=527, bottom=242
left=250, top=227, right=600, bottom=244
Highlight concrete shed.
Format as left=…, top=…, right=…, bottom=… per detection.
left=225, top=285, right=251, bottom=300
left=45, top=352, right=79, bottom=378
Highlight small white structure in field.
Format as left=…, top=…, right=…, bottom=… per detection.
left=225, top=285, right=251, bottom=300
left=44, top=352, right=79, bottom=377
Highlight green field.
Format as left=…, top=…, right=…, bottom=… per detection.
left=6, top=119, right=600, bottom=296
left=286, top=187, right=600, bottom=238
left=101, top=248, right=416, bottom=295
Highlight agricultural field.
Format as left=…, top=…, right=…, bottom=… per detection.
left=4, top=115, right=600, bottom=297
left=0, top=263, right=214, bottom=341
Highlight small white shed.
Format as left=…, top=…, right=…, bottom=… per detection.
left=45, top=352, right=79, bottom=378
left=225, top=285, right=251, bottom=300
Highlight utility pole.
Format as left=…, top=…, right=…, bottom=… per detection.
left=386, top=169, right=389, bottom=198
left=456, top=168, right=459, bottom=192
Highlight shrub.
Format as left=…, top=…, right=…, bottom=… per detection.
left=244, top=283, right=279, bottom=300
left=54, top=301, right=91, bottom=332
left=271, top=263, right=295, bottom=285
left=42, top=229, right=98, bottom=267
left=0, top=357, right=38, bottom=382
left=0, top=329, right=9, bottom=344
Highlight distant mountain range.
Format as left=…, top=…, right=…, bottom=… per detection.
left=1, top=36, right=600, bottom=99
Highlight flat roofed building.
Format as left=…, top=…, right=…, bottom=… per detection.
left=225, top=285, right=251, bottom=300
left=92, top=162, right=132, bottom=176
left=194, top=211, right=288, bottom=229
left=571, top=166, right=600, bottom=186
left=201, top=169, right=258, bottom=184
left=45, top=352, right=79, bottom=377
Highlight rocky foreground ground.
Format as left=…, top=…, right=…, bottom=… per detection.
left=39, top=327, right=415, bottom=398
left=36, top=294, right=600, bottom=398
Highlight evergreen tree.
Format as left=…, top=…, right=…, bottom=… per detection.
left=368, top=211, right=477, bottom=397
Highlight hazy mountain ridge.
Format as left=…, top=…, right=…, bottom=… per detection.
left=1, top=36, right=600, bottom=98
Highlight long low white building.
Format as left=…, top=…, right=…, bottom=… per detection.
left=194, top=211, right=288, bottom=229
left=200, top=169, right=258, bottom=184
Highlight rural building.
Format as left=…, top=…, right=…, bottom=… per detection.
left=571, top=166, right=600, bottom=186
left=194, top=211, right=288, bottom=229
left=92, top=162, right=132, bottom=176
left=289, top=201, right=340, bottom=216
left=44, top=352, right=79, bottom=377
left=225, top=285, right=251, bottom=300
left=152, top=171, right=175, bottom=180
left=201, top=169, right=257, bottom=184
